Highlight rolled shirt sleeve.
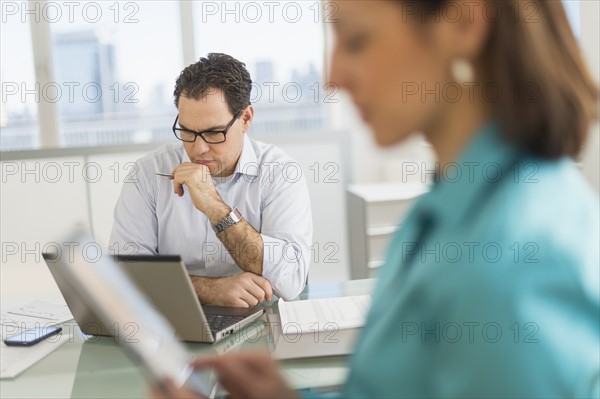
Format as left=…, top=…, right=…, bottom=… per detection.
left=259, top=164, right=313, bottom=301
left=109, top=159, right=158, bottom=256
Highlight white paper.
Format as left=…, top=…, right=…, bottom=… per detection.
left=0, top=334, right=70, bottom=378
left=278, top=295, right=371, bottom=333
left=268, top=313, right=359, bottom=360
left=4, top=301, right=73, bottom=323
left=0, top=301, right=74, bottom=379
left=283, top=365, right=349, bottom=390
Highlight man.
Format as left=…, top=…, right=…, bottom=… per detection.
left=110, top=53, right=312, bottom=307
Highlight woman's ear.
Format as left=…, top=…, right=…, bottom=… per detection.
left=433, top=0, right=493, bottom=62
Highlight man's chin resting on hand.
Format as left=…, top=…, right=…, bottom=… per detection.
left=109, top=54, right=313, bottom=307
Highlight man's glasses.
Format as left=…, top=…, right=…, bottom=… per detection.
left=172, top=110, right=242, bottom=144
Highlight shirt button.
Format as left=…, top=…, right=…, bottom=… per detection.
left=207, top=255, right=214, bottom=262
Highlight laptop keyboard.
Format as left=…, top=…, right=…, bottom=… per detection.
left=205, top=314, right=246, bottom=335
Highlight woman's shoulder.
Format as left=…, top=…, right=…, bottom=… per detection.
left=491, top=156, right=598, bottom=232
left=477, top=155, right=599, bottom=298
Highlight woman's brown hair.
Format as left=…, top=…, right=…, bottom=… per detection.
left=401, top=0, right=599, bottom=159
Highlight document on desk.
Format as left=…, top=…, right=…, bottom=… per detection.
left=270, top=295, right=371, bottom=360
left=1, top=333, right=71, bottom=378
left=1, top=301, right=74, bottom=379
left=278, top=295, right=371, bottom=333
left=4, top=300, right=73, bottom=323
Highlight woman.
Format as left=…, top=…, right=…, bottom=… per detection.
left=153, top=1, right=599, bottom=397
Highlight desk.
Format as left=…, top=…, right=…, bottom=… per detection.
left=0, top=277, right=375, bottom=398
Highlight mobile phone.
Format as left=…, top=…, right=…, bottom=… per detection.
left=3, top=325, right=62, bottom=347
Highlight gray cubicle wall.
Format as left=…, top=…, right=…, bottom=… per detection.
left=1, top=132, right=351, bottom=287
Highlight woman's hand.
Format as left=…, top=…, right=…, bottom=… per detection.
left=195, top=351, right=297, bottom=399
left=149, top=351, right=298, bottom=399
left=149, top=379, right=203, bottom=399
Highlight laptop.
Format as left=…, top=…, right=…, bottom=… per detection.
left=43, top=231, right=216, bottom=397
left=43, top=253, right=264, bottom=343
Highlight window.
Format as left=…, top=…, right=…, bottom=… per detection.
left=2, top=0, right=330, bottom=150
left=562, top=0, right=580, bottom=38
left=1, top=9, right=39, bottom=150
left=48, top=0, right=183, bottom=147
left=1, top=1, right=183, bottom=150
left=193, top=0, right=330, bottom=135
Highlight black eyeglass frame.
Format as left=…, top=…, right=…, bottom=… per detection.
left=172, top=110, right=243, bottom=144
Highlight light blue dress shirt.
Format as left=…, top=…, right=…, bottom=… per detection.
left=339, top=123, right=599, bottom=397
left=110, top=135, right=313, bottom=301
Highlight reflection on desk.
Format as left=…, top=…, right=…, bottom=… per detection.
left=0, top=279, right=375, bottom=398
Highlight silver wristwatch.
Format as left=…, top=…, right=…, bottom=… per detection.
left=212, top=208, right=242, bottom=234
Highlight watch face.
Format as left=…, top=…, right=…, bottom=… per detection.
left=231, top=208, right=242, bottom=223
left=213, top=208, right=242, bottom=234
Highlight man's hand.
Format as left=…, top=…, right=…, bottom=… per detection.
left=192, top=273, right=273, bottom=308
left=172, top=162, right=224, bottom=215
left=149, top=351, right=298, bottom=399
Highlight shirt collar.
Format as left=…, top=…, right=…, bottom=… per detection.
left=413, top=121, right=521, bottom=228
left=180, top=134, right=258, bottom=177
left=234, top=135, right=259, bottom=177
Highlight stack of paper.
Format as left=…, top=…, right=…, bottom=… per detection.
left=270, top=295, right=371, bottom=360
left=1, top=301, right=74, bottom=379
left=278, top=295, right=371, bottom=332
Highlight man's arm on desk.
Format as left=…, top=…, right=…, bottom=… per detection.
left=190, top=273, right=272, bottom=308
left=188, top=193, right=274, bottom=307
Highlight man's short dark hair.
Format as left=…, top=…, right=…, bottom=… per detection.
left=173, top=53, right=252, bottom=115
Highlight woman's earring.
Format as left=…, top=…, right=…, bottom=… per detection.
left=451, top=58, right=474, bottom=84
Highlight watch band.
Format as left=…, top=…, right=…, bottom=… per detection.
left=212, top=208, right=242, bottom=234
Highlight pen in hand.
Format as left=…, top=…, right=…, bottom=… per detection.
left=155, top=172, right=174, bottom=179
